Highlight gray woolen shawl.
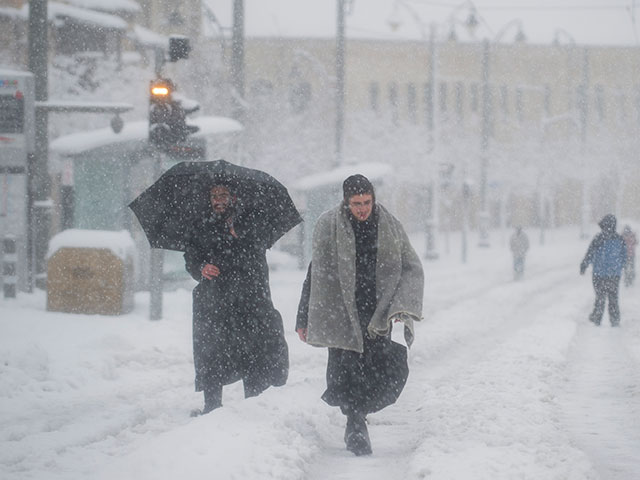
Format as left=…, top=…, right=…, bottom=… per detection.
left=306, top=203, right=424, bottom=353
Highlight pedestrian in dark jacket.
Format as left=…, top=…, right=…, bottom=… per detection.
left=580, top=214, right=627, bottom=326
left=184, top=184, right=288, bottom=415
left=296, top=175, right=424, bottom=456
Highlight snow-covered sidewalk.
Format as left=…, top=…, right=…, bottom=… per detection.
left=1, top=227, right=639, bottom=480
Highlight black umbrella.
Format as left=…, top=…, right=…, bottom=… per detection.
left=129, top=159, right=302, bottom=251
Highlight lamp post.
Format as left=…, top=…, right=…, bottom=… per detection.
left=473, top=18, right=526, bottom=248
left=388, top=0, right=478, bottom=260
left=336, top=0, right=346, bottom=167
left=577, top=47, right=590, bottom=239
left=477, top=37, right=490, bottom=247
left=230, top=0, right=245, bottom=122
left=552, top=29, right=590, bottom=238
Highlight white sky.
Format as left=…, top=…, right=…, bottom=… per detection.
left=204, top=0, right=639, bottom=46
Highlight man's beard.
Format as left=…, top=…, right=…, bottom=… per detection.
left=211, top=204, right=235, bottom=223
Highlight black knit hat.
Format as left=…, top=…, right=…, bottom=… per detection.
left=342, top=174, right=375, bottom=200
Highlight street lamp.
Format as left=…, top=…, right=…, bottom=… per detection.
left=552, top=28, right=590, bottom=238
left=475, top=16, right=527, bottom=248
left=388, top=0, right=478, bottom=260
left=336, top=0, right=355, bottom=167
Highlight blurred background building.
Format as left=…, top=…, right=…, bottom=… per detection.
left=1, top=0, right=638, bottom=253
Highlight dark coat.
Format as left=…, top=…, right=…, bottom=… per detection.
left=184, top=211, right=288, bottom=396
left=297, top=206, right=409, bottom=415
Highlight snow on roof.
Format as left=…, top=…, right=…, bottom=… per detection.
left=204, top=0, right=638, bottom=47
left=0, top=67, right=33, bottom=77
left=19, top=2, right=128, bottom=31
left=50, top=120, right=148, bottom=156
left=47, top=229, right=136, bottom=261
left=131, top=24, right=168, bottom=48
left=50, top=116, right=243, bottom=156
left=0, top=6, right=25, bottom=20
left=293, top=162, right=393, bottom=191
left=63, top=0, right=141, bottom=15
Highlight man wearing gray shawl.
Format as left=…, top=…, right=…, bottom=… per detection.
left=296, top=174, right=424, bottom=456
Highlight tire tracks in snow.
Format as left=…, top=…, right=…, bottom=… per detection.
left=557, top=312, right=640, bottom=479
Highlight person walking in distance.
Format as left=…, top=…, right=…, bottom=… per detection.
left=580, top=214, right=627, bottom=327
left=509, top=226, right=530, bottom=280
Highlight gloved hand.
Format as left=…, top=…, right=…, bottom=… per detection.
left=580, top=262, right=587, bottom=275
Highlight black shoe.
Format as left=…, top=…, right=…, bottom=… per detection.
left=203, top=385, right=223, bottom=412
left=589, top=317, right=601, bottom=326
left=344, top=413, right=372, bottom=456
left=190, top=401, right=221, bottom=417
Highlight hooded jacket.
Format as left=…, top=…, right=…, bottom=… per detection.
left=581, top=214, right=627, bottom=277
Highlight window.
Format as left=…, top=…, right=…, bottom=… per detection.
left=0, top=94, right=24, bottom=134
left=424, top=82, right=434, bottom=128
left=438, top=82, right=448, bottom=114
left=618, top=93, right=627, bottom=122
left=369, top=82, right=379, bottom=111
left=407, top=83, right=417, bottom=123
left=455, top=82, right=464, bottom=122
left=544, top=84, right=551, bottom=116
left=515, top=87, right=524, bottom=123
left=470, top=83, right=479, bottom=112
left=290, top=81, right=312, bottom=113
left=594, top=85, right=605, bottom=121
left=500, top=85, right=509, bottom=116
left=389, top=82, right=399, bottom=123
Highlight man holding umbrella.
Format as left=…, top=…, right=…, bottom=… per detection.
left=129, top=160, right=301, bottom=415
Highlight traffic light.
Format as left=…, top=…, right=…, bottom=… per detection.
left=148, top=78, right=200, bottom=149
left=148, top=78, right=173, bottom=147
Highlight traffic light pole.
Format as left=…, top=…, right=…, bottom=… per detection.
left=149, top=148, right=164, bottom=321
left=27, top=0, right=50, bottom=290
left=231, top=0, right=245, bottom=121
left=335, top=0, right=346, bottom=167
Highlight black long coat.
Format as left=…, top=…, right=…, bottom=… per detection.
left=184, top=211, right=288, bottom=396
left=296, top=206, right=408, bottom=415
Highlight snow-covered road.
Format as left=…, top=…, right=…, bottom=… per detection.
left=1, top=227, right=639, bottom=480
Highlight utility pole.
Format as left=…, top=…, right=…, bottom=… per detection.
left=478, top=38, right=491, bottom=248
left=424, top=25, right=439, bottom=260
left=231, top=0, right=245, bottom=122
left=335, top=0, right=346, bottom=167
left=28, top=0, right=51, bottom=290
left=578, top=46, right=590, bottom=239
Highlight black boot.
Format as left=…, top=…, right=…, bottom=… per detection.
left=203, top=384, right=223, bottom=413
left=344, top=409, right=372, bottom=456
left=190, top=384, right=223, bottom=417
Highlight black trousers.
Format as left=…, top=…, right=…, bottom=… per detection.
left=590, top=275, right=621, bottom=325
left=322, top=334, right=408, bottom=416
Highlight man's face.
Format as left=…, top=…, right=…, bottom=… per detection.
left=210, top=185, right=231, bottom=214
left=348, top=193, right=373, bottom=221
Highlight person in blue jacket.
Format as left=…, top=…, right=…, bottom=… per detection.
left=580, top=214, right=627, bottom=326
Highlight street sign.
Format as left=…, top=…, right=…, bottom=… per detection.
left=0, top=70, right=34, bottom=166
left=0, top=69, right=34, bottom=294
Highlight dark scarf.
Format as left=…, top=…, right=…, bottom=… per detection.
left=348, top=206, right=379, bottom=330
